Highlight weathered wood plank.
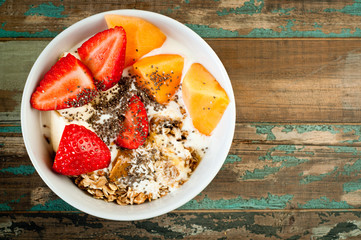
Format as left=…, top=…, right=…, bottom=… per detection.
left=226, top=39, right=361, bottom=123
left=1, top=0, right=361, bottom=38
left=2, top=211, right=361, bottom=239
left=4, top=122, right=361, bottom=147
left=236, top=123, right=361, bottom=146
left=6, top=122, right=361, bottom=146
left=0, top=41, right=48, bottom=121
left=3, top=131, right=361, bottom=211
left=3, top=39, right=361, bottom=123
left=3, top=0, right=361, bottom=237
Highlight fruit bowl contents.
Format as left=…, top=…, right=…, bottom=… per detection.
left=22, top=10, right=234, bottom=218
left=31, top=14, right=231, bottom=205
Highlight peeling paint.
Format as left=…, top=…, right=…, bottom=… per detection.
left=2, top=17, right=361, bottom=38
left=303, top=164, right=336, bottom=176
left=341, top=190, right=361, bottom=206
left=253, top=124, right=361, bottom=145
left=242, top=145, right=308, bottom=180
left=253, top=124, right=276, bottom=140
left=217, top=0, right=264, bottom=16
left=0, top=165, right=35, bottom=175
left=24, top=2, right=68, bottom=18
left=224, top=154, right=242, bottom=164
left=30, top=199, right=78, bottom=211
left=263, top=145, right=299, bottom=156
left=161, top=5, right=181, bottom=14
left=343, top=179, right=361, bottom=193
left=340, top=159, right=361, bottom=176
left=298, top=196, right=353, bottom=209
left=221, top=154, right=242, bottom=171
left=300, top=167, right=338, bottom=185
left=329, top=146, right=360, bottom=156
left=314, top=22, right=323, bottom=28
left=2, top=3, right=361, bottom=38
left=242, top=165, right=281, bottom=180
left=245, top=19, right=361, bottom=38
left=180, top=193, right=293, bottom=209
left=0, top=126, right=21, bottom=133
left=0, top=22, right=58, bottom=37
left=0, top=194, right=26, bottom=211
left=185, top=24, right=239, bottom=37
left=0, top=202, right=12, bottom=211
left=168, top=222, right=208, bottom=236
left=339, top=126, right=361, bottom=144
left=221, top=155, right=242, bottom=170
left=281, top=125, right=340, bottom=135
left=272, top=7, right=295, bottom=16
left=312, top=221, right=361, bottom=239
left=324, top=0, right=361, bottom=16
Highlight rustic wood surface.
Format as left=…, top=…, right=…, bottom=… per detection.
left=2, top=0, right=361, bottom=239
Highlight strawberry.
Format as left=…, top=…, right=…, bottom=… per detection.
left=115, top=95, right=149, bottom=149
left=30, top=54, right=97, bottom=111
left=78, top=26, right=127, bottom=91
left=53, top=124, right=111, bottom=175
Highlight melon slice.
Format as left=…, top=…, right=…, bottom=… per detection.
left=132, top=54, right=184, bottom=104
left=182, top=63, right=230, bottom=136
left=105, top=15, right=167, bottom=67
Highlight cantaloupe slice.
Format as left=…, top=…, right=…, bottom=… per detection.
left=132, top=54, right=184, bottom=104
left=182, top=63, right=230, bottom=136
left=105, top=15, right=167, bottom=67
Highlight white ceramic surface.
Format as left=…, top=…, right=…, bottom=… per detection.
left=21, top=9, right=236, bottom=221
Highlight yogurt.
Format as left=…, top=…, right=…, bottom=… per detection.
left=40, top=33, right=211, bottom=205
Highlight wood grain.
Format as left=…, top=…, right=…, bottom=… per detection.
left=2, top=211, right=361, bottom=239
left=1, top=0, right=361, bottom=38
left=2, top=0, right=361, bottom=236
left=2, top=39, right=361, bottom=123
left=3, top=130, right=361, bottom=211
left=221, top=39, right=361, bottom=123
left=2, top=39, right=361, bottom=213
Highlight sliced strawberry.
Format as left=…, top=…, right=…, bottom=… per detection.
left=115, top=95, right=149, bottom=149
left=53, top=124, right=111, bottom=175
left=78, top=26, right=126, bottom=91
left=30, top=54, right=97, bottom=111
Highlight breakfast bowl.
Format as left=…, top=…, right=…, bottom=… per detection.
left=21, top=9, right=235, bottom=221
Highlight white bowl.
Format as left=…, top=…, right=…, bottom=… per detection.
left=21, top=9, right=235, bottom=221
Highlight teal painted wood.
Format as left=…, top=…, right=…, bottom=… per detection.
left=24, top=2, right=68, bottom=18
left=0, top=165, right=35, bottom=175
left=179, top=193, right=294, bottom=210
left=2, top=211, right=361, bottom=239
left=0, top=126, right=21, bottom=133
left=1, top=0, right=361, bottom=38
left=250, top=124, right=361, bottom=145
left=3, top=123, right=361, bottom=211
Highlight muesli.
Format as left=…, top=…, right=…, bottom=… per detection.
left=31, top=15, right=229, bottom=205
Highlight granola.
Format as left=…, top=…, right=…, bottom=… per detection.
left=71, top=115, right=203, bottom=205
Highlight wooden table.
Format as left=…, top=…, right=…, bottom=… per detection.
left=2, top=1, right=361, bottom=239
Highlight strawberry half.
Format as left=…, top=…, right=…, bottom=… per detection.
left=30, top=54, right=97, bottom=111
left=53, top=124, right=111, bottom=175
left=78, top=26, right=126, bottom=91
left=115, top=95, right=149, bottom=149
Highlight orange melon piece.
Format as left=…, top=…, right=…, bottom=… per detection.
left=132, top=54, right=184, bottom=104
left=182, top=63, right=230, bottom=136
left=105, top=15, right=167, bottom=67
